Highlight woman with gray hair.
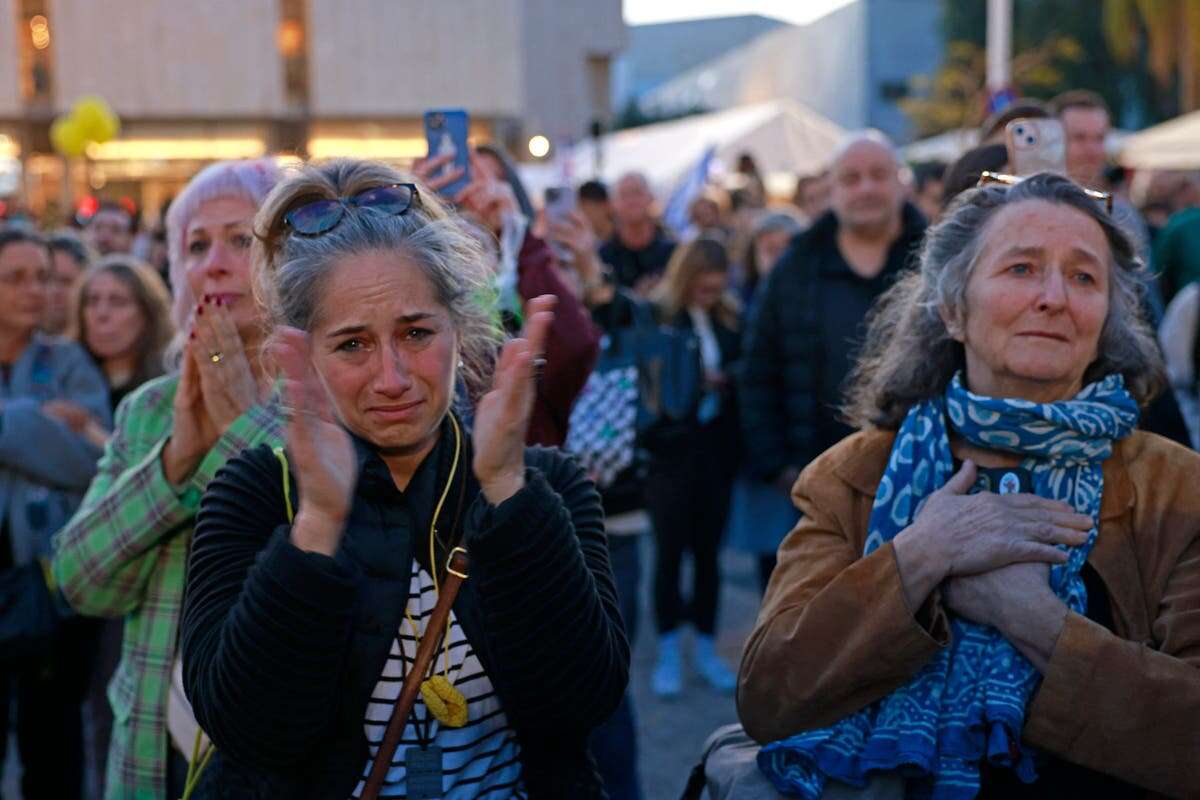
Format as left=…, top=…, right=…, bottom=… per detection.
left=738, top=173, right=1200, bottom=798
left=179, top=158, right=628, bottom=798
left=51, top=157, right=284, bottom=799
left=737, top=209, right=803, bottom=308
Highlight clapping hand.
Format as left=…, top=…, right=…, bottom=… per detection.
left=472, top=294, right=556, bottom=505
left=271, top=327, right=359, bottom=556
left=43, top=399, right=109, bottom=448
left=191, top=296, right=258, bottom=430
left=162, top=296, right=258, bottom=484
left=454, top=153, right=519, bottom=235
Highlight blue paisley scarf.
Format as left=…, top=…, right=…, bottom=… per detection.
left=758, top=372, right=1139, bottom=799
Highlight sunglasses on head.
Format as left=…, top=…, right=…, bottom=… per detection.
left=977, top=171, right=1113, bottom=214
left=283, top=183, right=419, bottom=236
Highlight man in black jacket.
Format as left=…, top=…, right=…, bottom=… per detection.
left=739, top=132, right=926, bottom=579
left=599, top=171, right=676, bottom=295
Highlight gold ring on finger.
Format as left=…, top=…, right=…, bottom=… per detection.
left=210, top=351, right=223, bottom=364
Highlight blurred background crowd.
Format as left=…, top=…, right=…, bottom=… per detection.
left=2, top=1, right=1200, bottom=798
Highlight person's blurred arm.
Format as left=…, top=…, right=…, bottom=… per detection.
left=516, top=232, right=600, bottom=446
left=1160, top=283, right=1199, bottom=389
left=0, top=347, right=110, bottom=489
left=549, top=211, right=615, bottom=310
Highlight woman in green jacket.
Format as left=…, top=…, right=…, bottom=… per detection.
left=52, top=158, right=283, bottom=800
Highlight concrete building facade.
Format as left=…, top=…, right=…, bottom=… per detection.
left=0, top=0, right=624, bottom=215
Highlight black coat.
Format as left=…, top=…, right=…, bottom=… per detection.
left=180, top=419, right=629, bottom=799
left=598, top=231, right=676, bottom=290
left=738, top=205, right=926, bottom=481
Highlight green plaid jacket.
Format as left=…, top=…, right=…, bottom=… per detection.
left=52, top=373, right=282, bottom=800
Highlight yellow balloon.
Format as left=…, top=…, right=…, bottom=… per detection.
left=92, top=109, right=120, bottom=144
left=71, top=96, right=119, bottom=144
left=51, top=117, right=87, bottom=158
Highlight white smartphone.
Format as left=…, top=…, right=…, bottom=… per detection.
left=1005, top=118, right=1066, bottom=177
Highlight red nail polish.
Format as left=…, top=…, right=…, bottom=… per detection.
left=197, top=305, right=204, bottom=316
left=215, top=297, right=223, bottom=307
left=189, top=331, right=195, bottom=340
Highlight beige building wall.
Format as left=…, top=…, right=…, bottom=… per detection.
left=517, top=0, right=623, bottom=144
left=308, top=0, right=526, bottom=117
left=0, top=0, right=22, bottom=115
left=50, top=0, right=286, bottom=116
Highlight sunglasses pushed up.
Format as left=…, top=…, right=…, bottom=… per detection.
left=977, top=171, right=1113, bottom=214
left=283, top=183, right=419, bottom=236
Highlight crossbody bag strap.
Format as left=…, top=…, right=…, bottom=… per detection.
left=360, top=548, right=470, bottom=800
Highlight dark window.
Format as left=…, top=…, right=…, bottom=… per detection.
left=278, top=0, right=310, bottom=109
left=17, top=0, right=54, bottom=107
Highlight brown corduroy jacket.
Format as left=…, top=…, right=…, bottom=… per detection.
left=738, top=429, right=1200, bottom=799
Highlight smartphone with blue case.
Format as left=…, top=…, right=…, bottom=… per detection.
left=423, top=109, right=471, bottom=197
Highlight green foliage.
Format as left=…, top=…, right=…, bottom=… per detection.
left=901, top=33, right=1082, bottom=138
left=904, top=0, right=1167, bottom=138
left=1103, top=0, right=1200, bottom=114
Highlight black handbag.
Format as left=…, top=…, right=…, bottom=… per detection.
left=0, top=558, right=59, bottom=665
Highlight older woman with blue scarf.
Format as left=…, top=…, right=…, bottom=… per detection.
left=738, top=173, right=1200, bottom=799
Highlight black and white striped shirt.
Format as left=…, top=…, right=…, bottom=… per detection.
left=350, top=563, right=526, bottom=799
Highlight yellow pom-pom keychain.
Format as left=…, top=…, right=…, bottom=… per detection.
left=404, top=601, right=469, bottom=729
left=420, top=674, right=469, bottom=728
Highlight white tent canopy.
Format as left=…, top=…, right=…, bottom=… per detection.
left=561, top=100, right=846, bottom=195
left=901, top=128, right=980, bottom=164
left=1119, top=111, right=1200, bottom=170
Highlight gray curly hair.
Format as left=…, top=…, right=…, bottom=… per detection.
left=843, top=172, right=1165, bottom=429
left=252, top=158, right=503, bottom=401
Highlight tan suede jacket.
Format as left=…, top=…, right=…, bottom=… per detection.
left=738, top=429, right=1200, bottom=799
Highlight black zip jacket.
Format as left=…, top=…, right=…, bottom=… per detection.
left=180, top=419, right=629, bottom=798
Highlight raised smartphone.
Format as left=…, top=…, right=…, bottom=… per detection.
left=423, top=109, right=471, bottom=196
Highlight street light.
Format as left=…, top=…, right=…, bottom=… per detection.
left=528, top=135, right=551, bottom=159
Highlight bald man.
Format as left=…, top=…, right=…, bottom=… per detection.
left=739, top=132, right=927, bottom=587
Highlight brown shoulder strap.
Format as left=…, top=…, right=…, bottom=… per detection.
left=359, top=548, right=470, bottom=800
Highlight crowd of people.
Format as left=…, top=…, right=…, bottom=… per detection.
left=0, top=83, right=1196, bottom=800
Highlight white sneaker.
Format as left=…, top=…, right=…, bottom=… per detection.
left=651, top=632, right=683, bottom=697
left=694, top=634, right=736, bottom=693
